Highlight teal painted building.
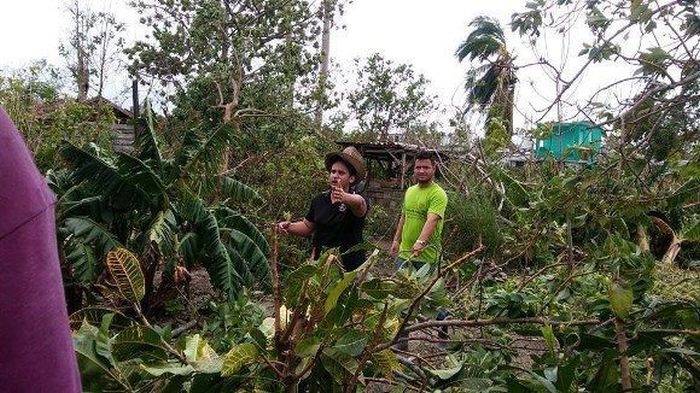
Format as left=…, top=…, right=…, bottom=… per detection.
left=535, top=121, right=603, bottom=163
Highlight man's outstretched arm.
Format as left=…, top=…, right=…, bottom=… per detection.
left=411, top=213, right=442, bottom=256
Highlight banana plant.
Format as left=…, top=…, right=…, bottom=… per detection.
left=55, top=103, right=270, bottom=307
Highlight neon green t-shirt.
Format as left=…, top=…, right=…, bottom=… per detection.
left=399, top=182, right=448, bottom=263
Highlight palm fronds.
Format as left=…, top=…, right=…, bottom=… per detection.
left=455, top=17, right=505, bottom=62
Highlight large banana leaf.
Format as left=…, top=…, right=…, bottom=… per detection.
left=115, top=153, right=165, bottom=197
left=225, top=228, right=270, bottom=285
left=66, top=241, right=99, bottom=283
left=178, top=232, right=200, bottom=267
left=177, top=195, right=242, bottom=299
left=221, top=176, right=262, bottom=203
left=215, top=207, right=270, bottom=255
left=224, top=244, right=255, bottom=287
left=137, top=101, right=164, bottom=168
left=147, top=209, right=176, bottom=256
left=175, top=123, right=236, bottom=178
left=63, top=216, right=121, bottom=256
left=61, top=142, right=159, bottom=209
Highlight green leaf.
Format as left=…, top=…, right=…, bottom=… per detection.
left=147, top=210, right=176, bottom=254
left=221, top=343, right=257, bottom=377
left=178, top=195, right=242, bottom=299
left=66, top=242, right=99, bottom=283
left=285, top=264, right=318, bottom=307
left=184, top=334, right=203, bottom=362
left=64, top=216, right=120, bottom=256
left=491, top=166, right=530, bottom=207
left=630, top=0, right=643, bottom=18
left=106, top=248, right=145, bottom=304
left=61, top=141, right=161, bottom=209
left=324, top=270, right=358, bottom=316
left=660, top=347, right=700, bottom=357
left=226, top=228, right=270, bottom=284
left=428, top=363, right=464, bottom=380
left=141, top=362, right=195, bottom=377
left=361, top=279, right=397, bottom=300
left=608, top=283, right=634, bottom=319
left=333, top=330, right=368, bottom=357
left=295, top=337, right=321, bottom=357
left=216, top=207, right=270, bottom=254
left=137, top=101, right=164, bottom=166
left=221, top=176, right=262, bottom=203
left=320, top=348, right=359, bottom=384
left=73, top=321, right=131, bottom=391
left=112, top=325, right=169, bottom=362
left=527, top=371, right=559, bottom=393
left=183, top=335, right=222, bottom=373
left=668, top=178, right=700, bottom=208
left=176, top=123, right=236, bottom=178
left=372, top=350, right=399, bottom=379
left=541, top=324, right=558, bottom=353
left=69, top=307, right=131, bottom=331
left=554, top=356, right=579, bottom=392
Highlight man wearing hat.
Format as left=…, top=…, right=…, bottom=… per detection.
left=277, top=146, right=369, bottom=271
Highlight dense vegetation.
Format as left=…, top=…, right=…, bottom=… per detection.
left=1, top=0, right=698, bottom=391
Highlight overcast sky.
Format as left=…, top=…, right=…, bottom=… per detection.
left=0, top=0, right=640, bottom=136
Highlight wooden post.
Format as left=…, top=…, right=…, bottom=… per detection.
left=400, top=152, right=406, bottom=189
left=132, top=79, right=140, bottom=120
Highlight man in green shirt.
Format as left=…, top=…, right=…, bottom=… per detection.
left=390, top=151, right=448, bottom=265
left=390, top=150, right=449, bottom=349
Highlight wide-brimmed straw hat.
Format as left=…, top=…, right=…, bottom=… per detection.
left=325, top=146, right=366, bottom=183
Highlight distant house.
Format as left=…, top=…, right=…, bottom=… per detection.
left=34, top=96, right=136, bottom=154
left=535, top=121, right=603, bottom=164
left=86, top=97, right=135, bottom=153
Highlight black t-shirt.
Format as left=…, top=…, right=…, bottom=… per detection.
left=305, top=190, right=368, bottom=271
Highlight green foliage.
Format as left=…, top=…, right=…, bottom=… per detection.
left=221, top=343, right=257, bottom=377
left=46, top=1, right=699, bottom=391
left=0, top=63, right=116, bottom=171
left=443, top=188, right=503, bottom=259
left=346, top=53, right=438, bottom=140
left=457, top=16, right=516, bottom=139
left=608, top=283, right=633, bottom=319
left=56, top=112, right=270, bottom=305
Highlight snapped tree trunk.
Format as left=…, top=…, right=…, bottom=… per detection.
left=661, top=238, right=682, bottom=265
left=636, top=224, right=650, bottom=254
left=615, top=318, right=633, bottom=391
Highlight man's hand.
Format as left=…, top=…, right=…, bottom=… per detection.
left=330, top=185, right=346, bottom=204
left=390, top=240, right=400, bottom=257
left=411, top=240, right=427, bottom=257
left=276, top=221, right=291, bottom=234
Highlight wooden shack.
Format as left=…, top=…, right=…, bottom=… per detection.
left=86, top=97, right=136, bottom=153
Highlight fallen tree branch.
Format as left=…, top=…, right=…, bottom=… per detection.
left=403, top=317, right=600, bottom=335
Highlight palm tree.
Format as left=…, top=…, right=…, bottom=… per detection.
left=456, top=16, right=516, bottom=139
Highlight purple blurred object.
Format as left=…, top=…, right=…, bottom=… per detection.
left=0, top=107, right=82, bottom=392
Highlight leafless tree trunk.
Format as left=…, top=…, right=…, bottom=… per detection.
left=314, top=0, right=333, bottom=127
left=72, top=1, right=89, bottom=101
